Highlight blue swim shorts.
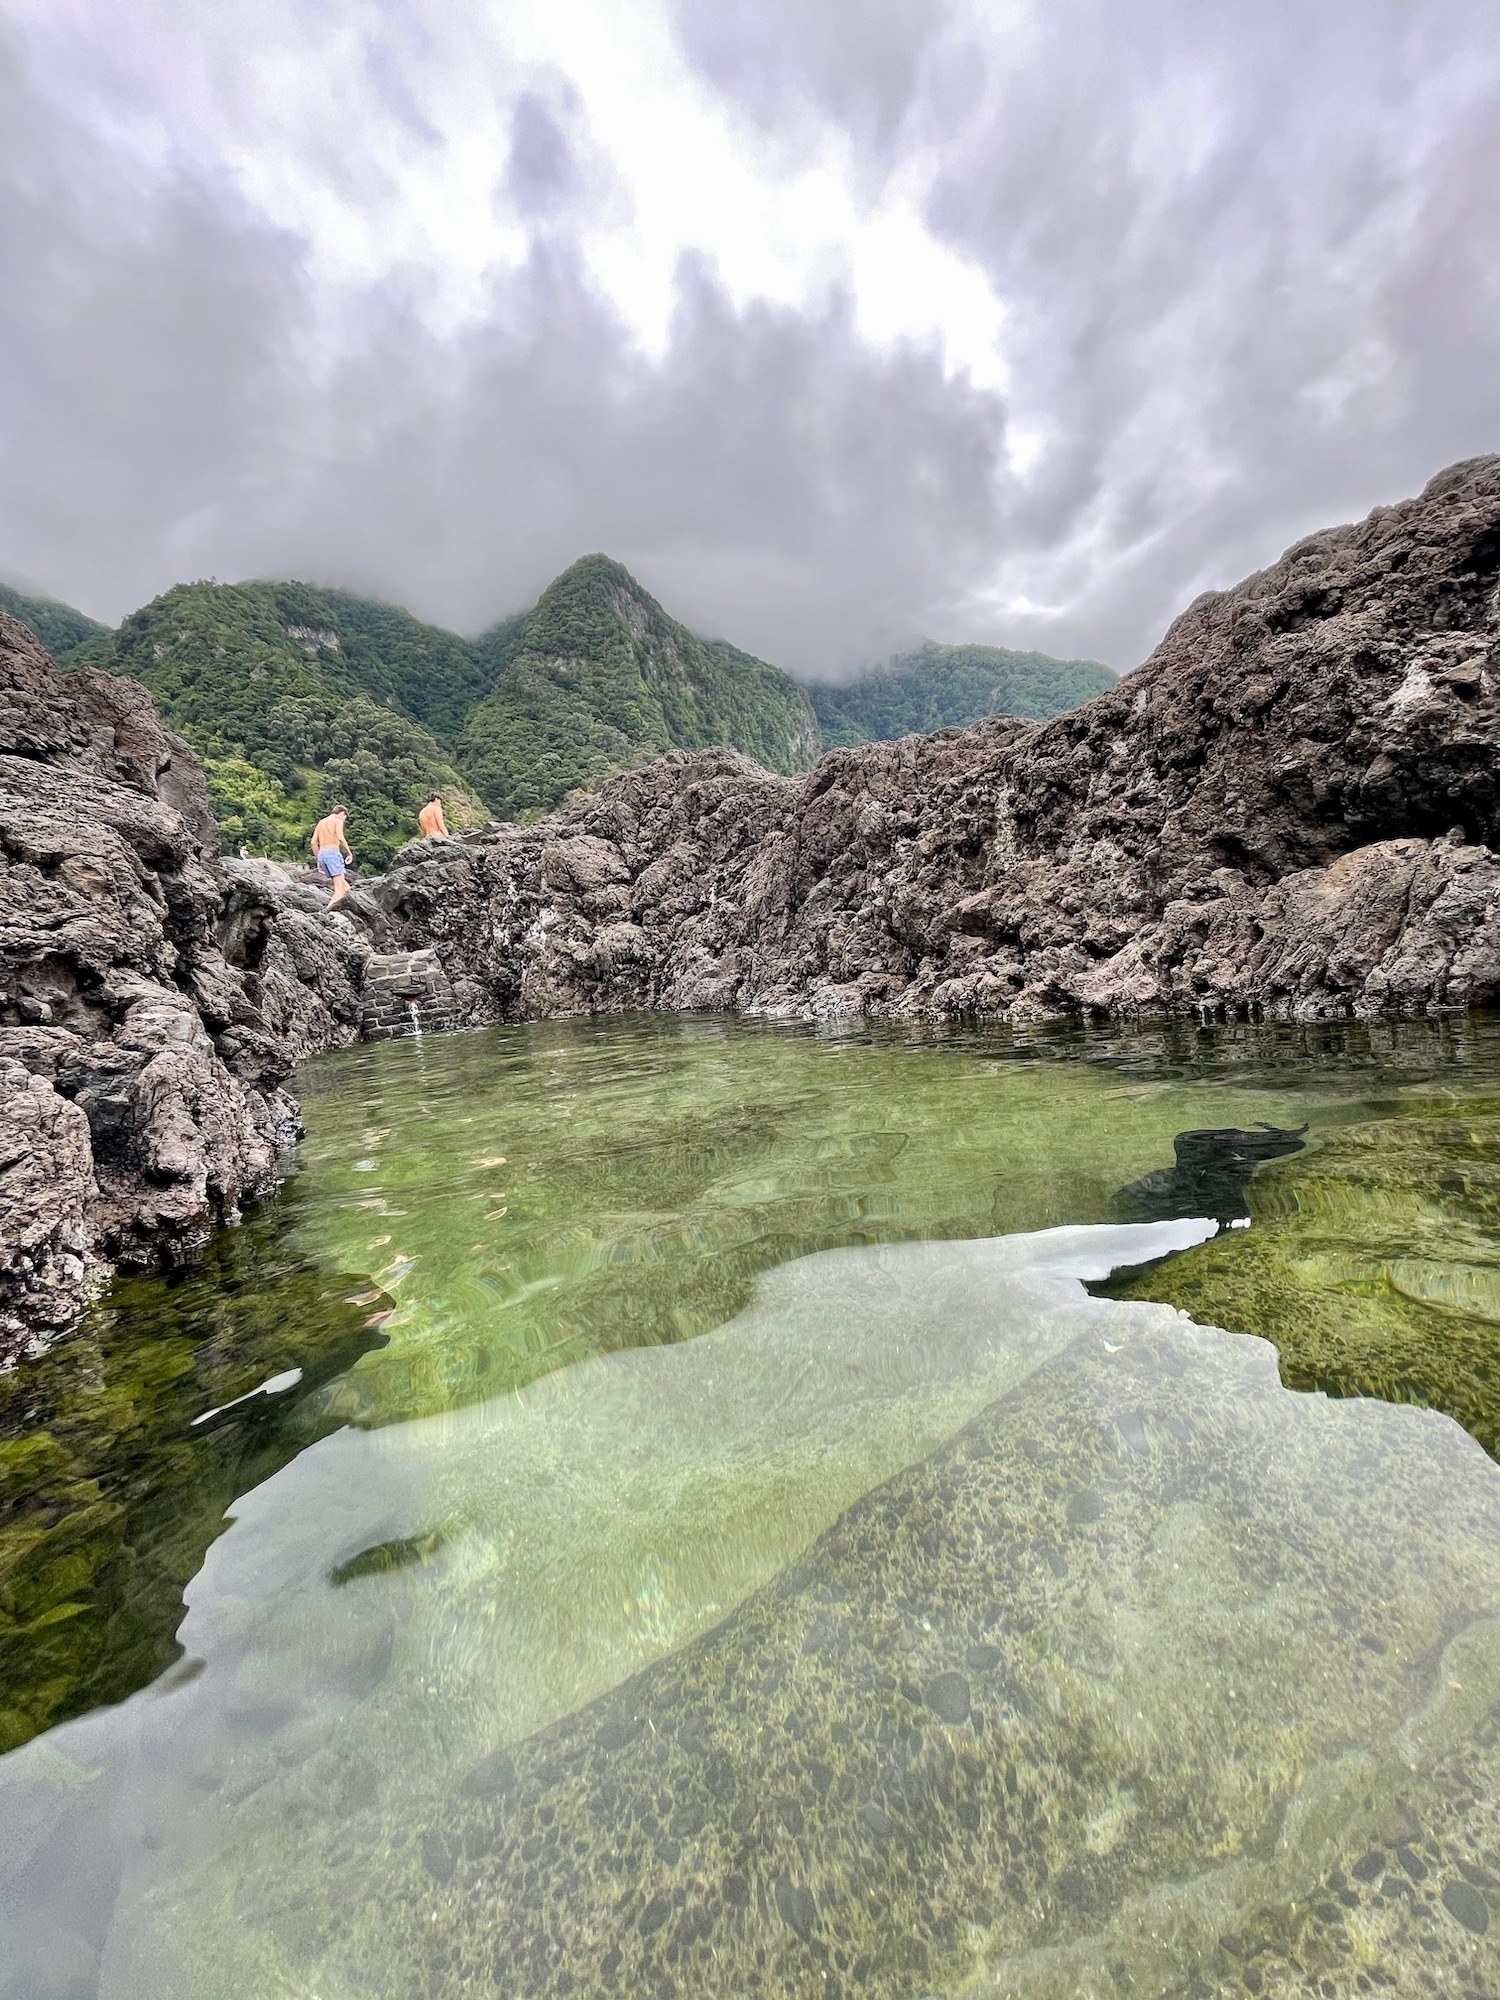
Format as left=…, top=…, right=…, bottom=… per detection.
left=316, top=848, right=346, bottom=878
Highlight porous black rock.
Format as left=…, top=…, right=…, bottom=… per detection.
left=0, top=613, right=373, bottom=1354
left=925, top=1672, right=972, bottom=1725
left=1443, top=1879, right=1490, bottom=1933
left=378, top=458, right=1500, bottom=1029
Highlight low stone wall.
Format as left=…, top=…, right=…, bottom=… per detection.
left=360, top=949, right=459, bottom=1040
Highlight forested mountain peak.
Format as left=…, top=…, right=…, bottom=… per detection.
left=458, top=554, right=821, bottom=820
left=807, top=640, right=1116, bottom=748
left=1, top=562, right=1116, bottom=862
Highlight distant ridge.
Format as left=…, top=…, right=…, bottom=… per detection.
left=0, top=581, right=108, bottom=662
left=807, top=641, right=1116, bottom=748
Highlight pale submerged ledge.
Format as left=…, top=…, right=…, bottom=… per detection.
left=6, top=1219, right=1500, bottom=1998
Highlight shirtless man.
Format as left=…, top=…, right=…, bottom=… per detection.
left=417, top=792, right=450, bottom=839
left=310, top=804, right=353, bottom=905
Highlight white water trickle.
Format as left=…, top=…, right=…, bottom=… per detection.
left=406, top=999, right=423, bottom=1040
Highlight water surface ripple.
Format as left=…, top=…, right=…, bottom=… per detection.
left=4, top=1012, right=1500, bottom=1999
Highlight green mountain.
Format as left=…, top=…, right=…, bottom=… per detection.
left=15, top=560, right=820, bottom=865
left=807, top=642, right=1116, bottom=748
left=461, top=555, right=821, bottom=820
left=79, top=581, right=490, bottom=869
left=4, top=566, right=1114, bottom=867
left=0, top=580, right=109, bottom=661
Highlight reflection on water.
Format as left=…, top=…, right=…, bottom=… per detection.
left=3, top=1011, right=1500, bottom=1999
left=1115, top=1119, right=1308, bottom=1223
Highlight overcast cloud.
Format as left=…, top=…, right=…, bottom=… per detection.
left=0, top=0, right=1497, bottom=675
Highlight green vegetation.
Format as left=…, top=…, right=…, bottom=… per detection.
left=460, top=555, right=821, bottom=820
left=4, top=563, right=1115, bottom=860
left=0, top=579, right=108, bottom=660
left=37, top=562, right=819, bottom=856
left=807, top=640, right=1115, bottom=747
left=77, top=581, right=489, bottom=869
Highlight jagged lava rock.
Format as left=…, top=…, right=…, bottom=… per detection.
left=0, top=614, right=371, bottom=1355
left=378, top=458, right=1500, bottom=1024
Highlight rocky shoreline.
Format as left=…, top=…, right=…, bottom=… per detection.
left=0, top=618, right=370, bottom=1354
left=3, top=456, right=1498, bottom=1351
left=379, top=456, right=1500, bottom=1026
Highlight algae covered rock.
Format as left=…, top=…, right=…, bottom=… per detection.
left=1112, top=1094, right=1500, bottom=1457
left=0, top=1197, right=391, bottom=1755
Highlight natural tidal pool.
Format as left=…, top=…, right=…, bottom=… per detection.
left=4, top=1011, right=1500, bottom=1999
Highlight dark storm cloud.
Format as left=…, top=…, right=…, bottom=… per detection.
left=2, top=2, right=1498, bottom=678
left=505, top=92, right=582, bottom=217
left=0, top=23, right=1013, bottom=670
left=0, top=42, right=310, bottom=607
left=679, top=0, right=1500, bottom=667
left=210, top=248, right=1010, bottom=666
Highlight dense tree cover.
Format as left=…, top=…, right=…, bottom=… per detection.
left=35, top=564, right=820, bottom=851
left=8, top=563, right=1116, bottom=866
left=0, top=581, right=108, bottom=660
left=78, top=581, right=487, bottom=869
left=273, top=583, right=495, bottom=742
left=459, top=556, right=821, bottom=820
left=807, top=642, right=1116, bottom=747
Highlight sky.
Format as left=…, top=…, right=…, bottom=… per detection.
left=1, top=0, right=1497, bottom=678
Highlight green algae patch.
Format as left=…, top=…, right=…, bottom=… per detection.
left=0, top=1205, right=387, bottom=1753
left=1110, top=1099, right=1500, bottom=1457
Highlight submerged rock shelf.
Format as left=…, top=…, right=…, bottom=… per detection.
left=4, top=953, right=1500, bottom=1996
left=94, top=1275, right=1500, bottom=1999
left=1110, top=1091, right=1500, bottom=1456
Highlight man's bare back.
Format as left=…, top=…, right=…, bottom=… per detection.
left=311, top=806, right=353, bottom=904
left=418, top=794, right=449, bottom=838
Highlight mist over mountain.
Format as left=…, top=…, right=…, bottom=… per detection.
left=807, top=644, right=1114, bottom=750
left=0, top=581, right=107, bottom=663
left=3, top=557, right=1116, bottom=864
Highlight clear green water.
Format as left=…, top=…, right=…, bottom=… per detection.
left=4, top=1012, right=1500, bottom=1999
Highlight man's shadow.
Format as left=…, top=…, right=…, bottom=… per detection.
left=1115, top=1122, right=1308, bottom=1225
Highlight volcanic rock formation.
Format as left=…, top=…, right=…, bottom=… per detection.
left=379, top=457, right=1500, bottom=1025
left=0, top=614, right=369, bottom=1356
left=4, top=457, right=1500, bottom=1352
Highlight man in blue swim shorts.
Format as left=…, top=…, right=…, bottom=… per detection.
left=310, top=804, right=354, bottom=906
